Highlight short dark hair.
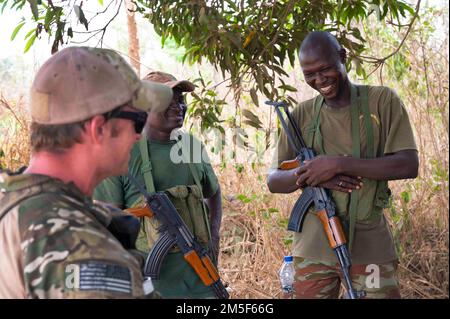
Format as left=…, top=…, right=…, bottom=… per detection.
left=30, top=120, right=88, bottom=153
left=299, top=31, right=342, bottom=56
left=30, top=105, right=124, bottom=153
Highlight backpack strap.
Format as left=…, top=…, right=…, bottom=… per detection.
left=138, top=136, right=212, bottom=242
left=348, top=84, right=374, bottom=250
left=307, top=95, right=325, bottom=154
left=139, top=137, right=156, bottom=194
left=306, top=85, right=375, bottom=251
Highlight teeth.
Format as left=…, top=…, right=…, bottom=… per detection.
left=320, top=85, right=333, bottom=94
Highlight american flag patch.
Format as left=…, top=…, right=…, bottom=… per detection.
left=77, top=262, right=132, bottom=294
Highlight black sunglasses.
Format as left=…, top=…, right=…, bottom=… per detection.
left=106, top=110, right=148, bottom=134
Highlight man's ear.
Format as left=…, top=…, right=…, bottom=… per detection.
left=86, top=115, right=108, bottom=144
left=339, top=48, right=347, bottom=64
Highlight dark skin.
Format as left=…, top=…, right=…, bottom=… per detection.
left=145, top=87, right=223, bottom=262
left=267, top=33, right=418, bottom=194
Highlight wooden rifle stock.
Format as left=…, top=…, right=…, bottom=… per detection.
left=124, top=174, right=229, bottom=299
left=125, top=205, right=154, bottom=218
left=316, top=210, right=347, bottom=249
left=184, top=251, right=220, bottom=286
left=266, top=100, right=366, bottom=299
left=279, top=159, right=301, bottom=170
left=125, top=204, right=221, bottom=288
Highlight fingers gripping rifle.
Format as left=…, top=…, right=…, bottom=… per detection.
left=266, top=100, right=365, bottom=299
left=125, top=174, right=229, bottom=299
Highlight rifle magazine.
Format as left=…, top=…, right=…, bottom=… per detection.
left=144, top=231, right=176, bottom=279
left=287, top=187, right=315, bottom=232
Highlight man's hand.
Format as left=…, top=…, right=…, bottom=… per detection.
left=296, top=173, right=362, bottom=193
left=295, top=155, right=343, bottom=186
left=319, top=174, right=362, bottom=193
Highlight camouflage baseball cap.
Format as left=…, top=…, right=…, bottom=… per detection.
left=143, top=71, right=195, bottom=92
left=30, top=46, right=173, bottom=124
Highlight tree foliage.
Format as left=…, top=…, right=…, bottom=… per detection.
left=1, top=0, right=419, bottom=130
left=135, top=0, right=416, bottom=103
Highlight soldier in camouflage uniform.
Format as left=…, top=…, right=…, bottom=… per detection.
left=0, top=47, right=173, bottom=298
left=267, top=32, right=419, bottom=298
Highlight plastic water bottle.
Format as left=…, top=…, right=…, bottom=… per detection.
left=279, top=255, right=295, bottom=295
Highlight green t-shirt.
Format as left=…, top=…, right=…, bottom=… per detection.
left=94, top=137, right=219, bottom=209
left=271, top=85, right=417, bottom=264
left=93, top=136, right=220, bottom=298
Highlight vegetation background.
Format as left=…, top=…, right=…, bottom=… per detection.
left=0, top=0, right=448, bottom=298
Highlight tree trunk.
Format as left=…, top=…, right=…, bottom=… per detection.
left=125, top=0, right=140, bottom=77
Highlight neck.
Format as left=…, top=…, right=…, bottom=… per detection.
left=324, top=80, right=352, bottom=108
left=25, top=147, right=100, bottom=197
left=145, top=127, right=171, bottom=142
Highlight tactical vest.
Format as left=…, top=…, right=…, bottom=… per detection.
left=305, top=85, right=391, bottom=249
left=137, top=137, right=211, bottom=252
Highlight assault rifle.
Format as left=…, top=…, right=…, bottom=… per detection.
left=266, top=100, right=366, bottom=299
left=125, top=174, right=229, bottom=299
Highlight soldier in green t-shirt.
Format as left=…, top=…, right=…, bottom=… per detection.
left=94, top=71, right=223, bottom=299
left=267, top=31, right=419, bottom=298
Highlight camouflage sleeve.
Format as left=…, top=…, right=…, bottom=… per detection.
left=19, top=199, right=145, bottom=299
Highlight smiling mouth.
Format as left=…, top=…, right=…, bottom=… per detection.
left=319, top=84, right=334, bottom=95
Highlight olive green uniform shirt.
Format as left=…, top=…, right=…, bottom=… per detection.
left=94, top=138, right=219, bottom=209
left=271, top=85, right=417, bottom=264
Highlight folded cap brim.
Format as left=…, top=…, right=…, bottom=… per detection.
left=165, top=80, right=196, bottom=92
left=132, top=81, right=173, bottom=113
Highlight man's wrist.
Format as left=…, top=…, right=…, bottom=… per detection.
left=335, top=156, right=345, bottom=174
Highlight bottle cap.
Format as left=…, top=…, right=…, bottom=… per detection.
left=284, top=255, right=293, bottom=262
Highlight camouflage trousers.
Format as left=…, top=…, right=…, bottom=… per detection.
left=286, top=257, right=401, bottom=299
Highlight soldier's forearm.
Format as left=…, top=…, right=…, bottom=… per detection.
left=337, top=150, right=419, bottom=181
left=206, top=187, right=222, bottom=241
left=267, top=168, right=301, bottom=193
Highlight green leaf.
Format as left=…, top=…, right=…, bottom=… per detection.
left=44, top=7, right=55, bottom=28
left=73, top=4, right=88, bottom=30
left=242, top=109, right=263, bottom=128
left=401, top=191, right=411, bottom=204
left=24, top=28, right=36, bottom=39
left=24, top=32, right=37, bottom=53
left=278, top=84, right=297, bottom=92
left=249, top=88, right=259, bottom=107
left=98, top=0, right=104, bottom=5
left=1, top=0, right=9, bottom=13
left=28, top=0, right=39, bottom=21
left=11, top=21, right=26, bottom=41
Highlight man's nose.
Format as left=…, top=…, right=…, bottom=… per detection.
left=315, top=72, right=326, bottom=85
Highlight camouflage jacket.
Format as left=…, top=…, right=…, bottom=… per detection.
left=0, top=171, right=149, bottom=298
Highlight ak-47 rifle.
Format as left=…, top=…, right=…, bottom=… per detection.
left=125, top=174, right=229, bottom=299
left=267, top=100, right=366, bottom=299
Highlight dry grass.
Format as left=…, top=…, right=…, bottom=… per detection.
left=215, top=163, right=448, bottom=299
left=0, top=94, right=30, bottom=170
left=0, top=90, right=447, bottom=299
left=0, top=9, right=448, bottom=299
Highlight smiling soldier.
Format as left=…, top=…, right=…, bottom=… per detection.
left=94, top=71, right=223, bottom=298
left=267, top=31, right=419, bottom=299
